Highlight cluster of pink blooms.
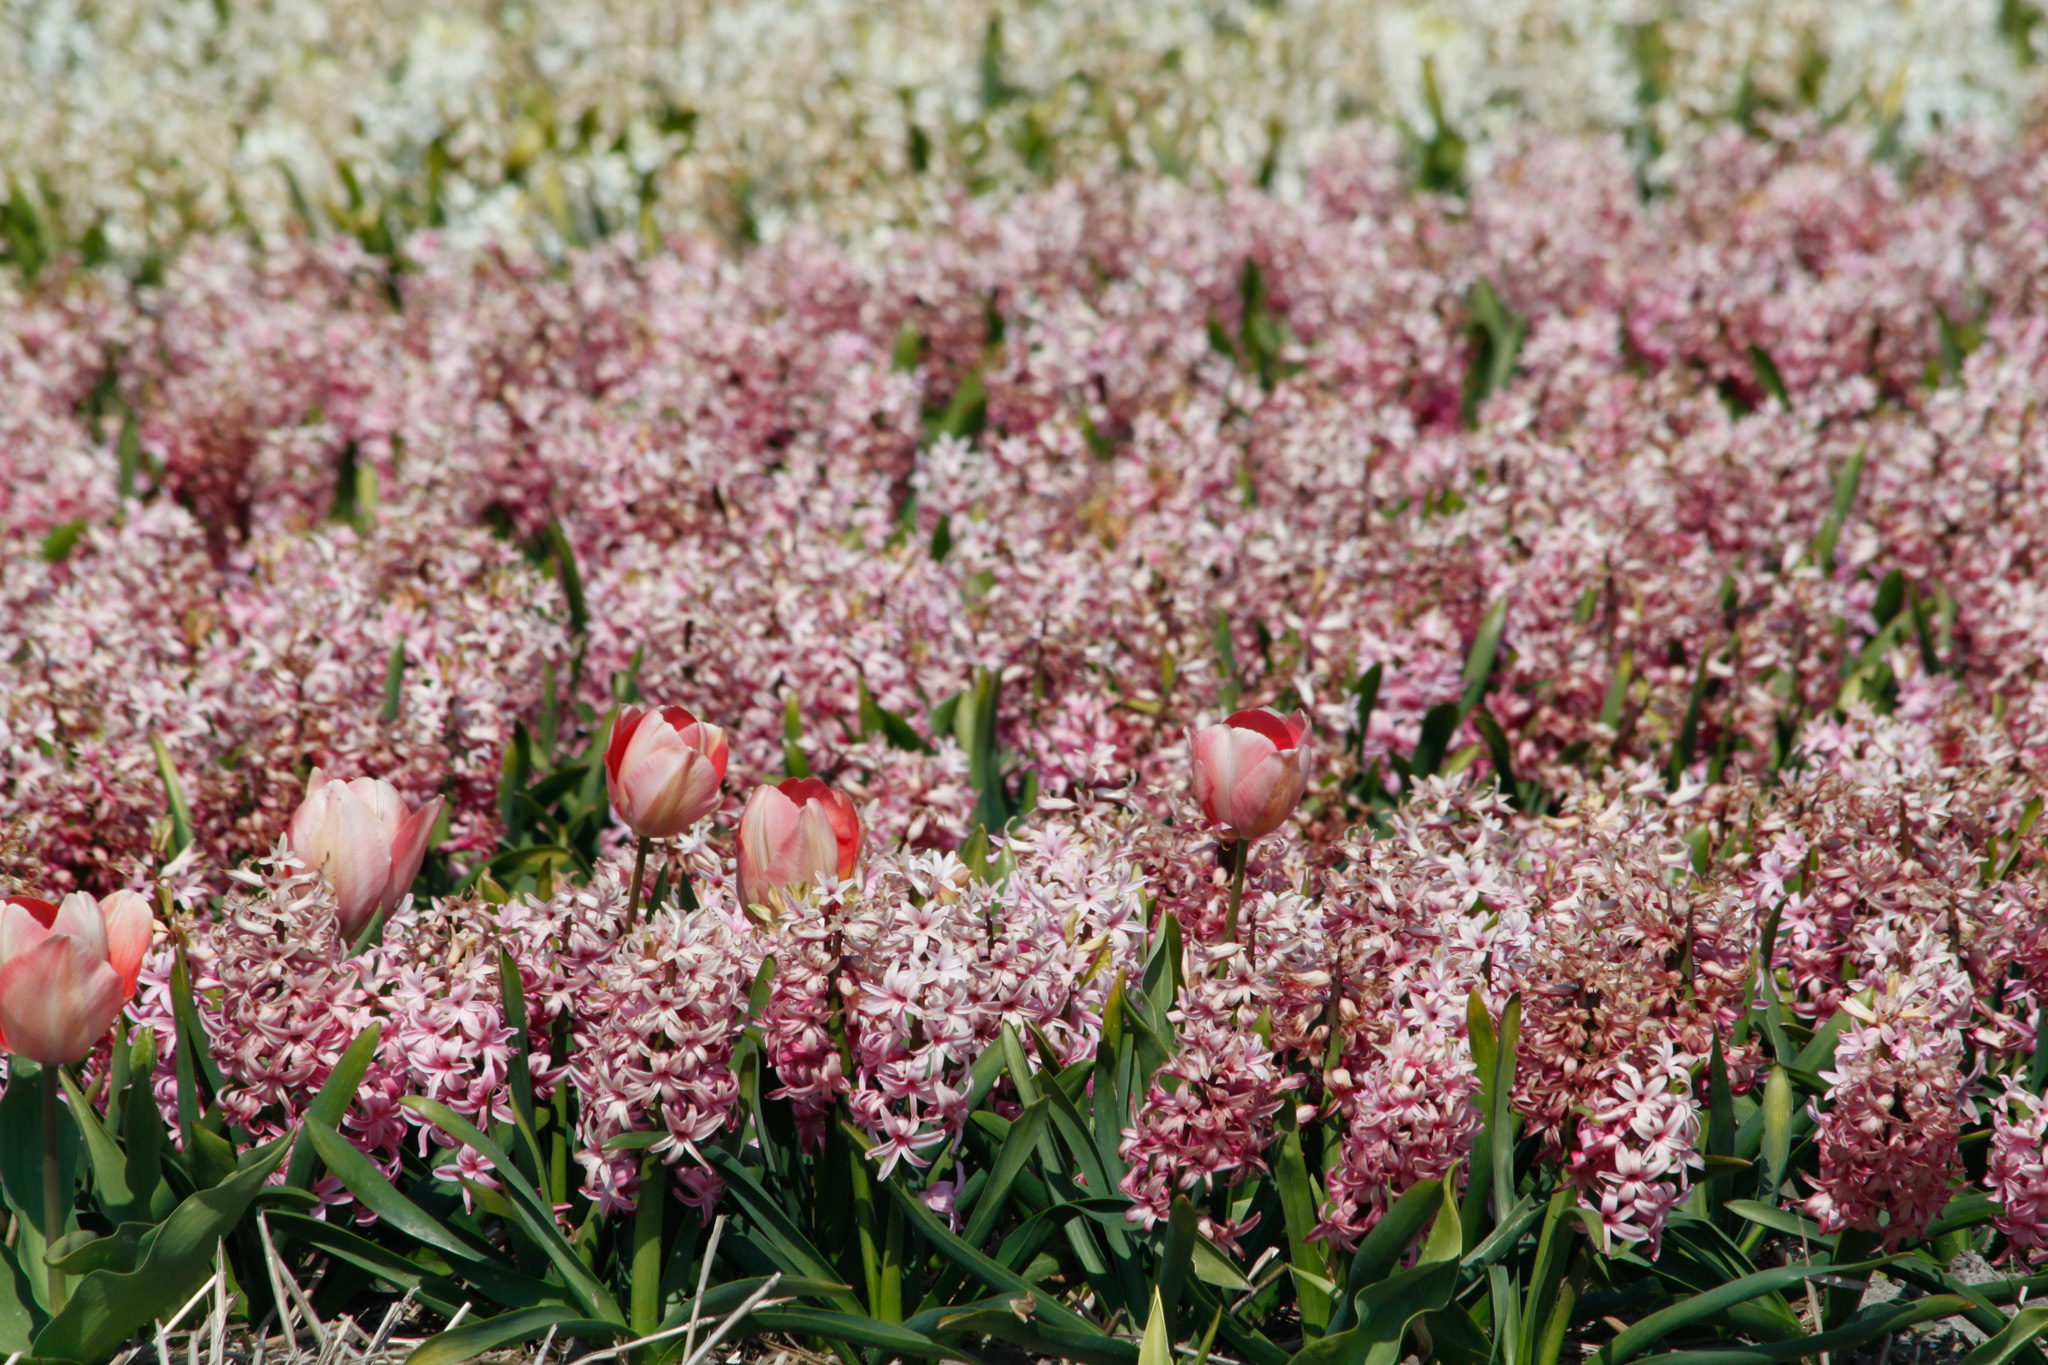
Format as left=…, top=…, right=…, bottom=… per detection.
left=1802, top=966, right=1972, bottom=1248
left=3, top=121, right=2048, bottom=1260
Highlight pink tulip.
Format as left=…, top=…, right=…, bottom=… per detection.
left=289, top=769, right=443, bottom=941
left=1189, top=707, right=1313, bottom=843
left=0, top=890, right=153, bottom=1065
left=737, top=778, right=861, bottom=911
left=603, top=705, right=730, bottom=839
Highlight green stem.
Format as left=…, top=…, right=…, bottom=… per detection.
left=624, top=833, right=652, bottom=930
left=548, top=1015, right=572, bottom=1211
left=879, top=1187, right=904, bottom=1324
left=630, top=1152, right=664, bottom=1341
left=42, top=1065, right=66, bottom=1313
left=848, top=1141, right=883, bottom=1316
left=1223, top=838, right=1249, bottom=945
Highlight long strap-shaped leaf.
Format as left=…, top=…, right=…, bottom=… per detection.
left=701, top=1146, right=864, bottom=1313
left=745, top=1307, right=977, bottom=1363
left=1628, top=1295, right=1971, bottom=1365
left=1593, top=1257, right=1895, bottom=1365
left=405, top=1307, right=621, bottom=1365
left=882, top=1168, right=1110, bottom=1340
left=400, top=1098, right=622, bottom=1324
left=286, top=1023, right=384, bottom=1190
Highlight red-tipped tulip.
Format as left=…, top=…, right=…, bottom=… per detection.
left=603, top=705, right=730, bottom=839
left=1190, top=707, right=1313, bottom=843
left=737, top=778, right=861, bottom=912
left=0, top=890, right=153, bottom=1064
left=289, top=769, right=443, bottom=941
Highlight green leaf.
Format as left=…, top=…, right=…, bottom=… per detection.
left=56, top=1069, right=136, bottom=1226
left=929, top=369, right=986, bottom=443
left=860, top=677, right=935, bottom=753
left=702, top=1149, right=863, bottom=1314
left=1214, top=611, right=1241, bottom=712
left=1294, top=1255, right=1460, bottom=1365
left=1157, top=1199, right=1198, bottom=1344
left=783, top=693, right=812, bottom=779
left=405, top=1308, right=620, bottom=1365
left=0, top=1240, right=38, bottom=1353
left=1812, top=445, right=1866, bottom=575
left=1460, top=599, right=1509, bottom=716
left=1408, top=702, right=1462, bottom=783
left=1489, top=995, right=1522, bottom=1213
left=882, top=1170, right=1105, bottom=1340
left=0, top=1060, right=79, bottom=1247
left=32, top=1136, right=291, bottom=1364
left=1350, top=662, right=1383, bottom=758
left=400, top=1098, right=621, bottom=1324
left=1141, top=1287, right=1174, bottom=1365
left=1592, top=1257, right=1896, bottom=1365
left=1748, top=344, right=1789, bottom=408
left=381, top=638, right=407, bottom=722
left=286, top=1023, right=384, bottom=1190
left=1758, top=1065, right=1794, bottom=1205
left=150, top=731, right=194, bottom=856
left=742, top=1308, right=976, bottom=1363
left=963, top=1098, right=1049, bottom=1250
left=1328, top=1178, right=1443, bottom=1334
left=926, top=1307, right=1137, bottom=1365
left=1471, top=707, right=1522, bottom=809
left=1666, top=650, right=1711, bottom=790
left=1274, top=1109, right=1330, bottom=1332
left=306, top=1120, right=494, bottom=1264
left=46, top=1222, right=149, bottom=1275
left=1629, top=1295, right=1972, bottom=1365
left=1960, top=1304, right=2048, bottom=1365
left=41, top=518, right=87, bottom=563
left=544, top=520, right=589, bottom=637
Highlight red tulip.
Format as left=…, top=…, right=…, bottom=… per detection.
left=737, top=778, right=861, bottom=912
left=1189, top=707, right=1313, bottom=842
left=0, top=890, right=153, bottom=1065
left=603, top=705, right=729, bottom=840
left=289, top=769, right=443, bottom=941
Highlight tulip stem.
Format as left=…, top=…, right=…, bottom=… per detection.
left=42, top=1064, right=66, bottom=1313
left=1224, top=838, right=1249, bottom=945
left=624, top=833, right=653, bottom=930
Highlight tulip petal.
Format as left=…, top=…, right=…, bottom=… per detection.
left=346, top=777, right=411, bottom=841
left=51, top=890, right=110, bottom=963
left=604, top=707, right=649, bottom=787
left=1226, top=707, right=1301, bottom=751
left=322, top=783, right=395, bottom=940
left=0, top=897, right=58, bottom=966
left=99, top=889, right=154, bottom=995
left=0, top=935, right=125, bottom=1065
left=385, top=794, right=443, bottom=913
left=794, top=804, right=844, bottom=889
left=738, top=783, right=798, bottom=908
left=288, top=779, right=333, bottom=870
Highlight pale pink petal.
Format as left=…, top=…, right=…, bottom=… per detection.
left=322, top=784, right=395, bottom=940
left=0, top=936, right=124, bottom=1065
left=98, top=890, right=154, bottom=995
left=0, top=898, right=56, bottom=968
left=383, top=795, right=443, bottom=913
left=50, top=891, right=109, bottom=964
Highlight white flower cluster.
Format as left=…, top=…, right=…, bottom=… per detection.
left=0, top=0, right=2042, bottom=261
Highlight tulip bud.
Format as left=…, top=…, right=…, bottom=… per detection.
left=603, top=705, right=729, bottom=840
left=289, top=769, right=443, bottom=942
left=737, top=778, right=861, bottom=914
left=1189, top=707, right=1312, bottom=843
left=0, top=890, right=154, bottom=1065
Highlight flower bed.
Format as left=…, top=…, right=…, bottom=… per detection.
left=0, top=125, right=2046, bottom=1362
